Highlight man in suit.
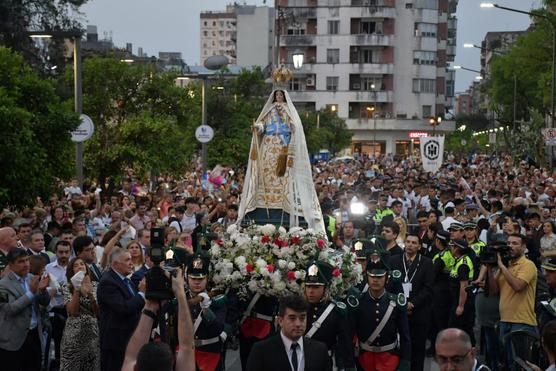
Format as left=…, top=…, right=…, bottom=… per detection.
left=388, top=234, right=434, bottom=371
left=26, top=231, right=50, bottom=266
left=98, top=248, right=146, bottom=371
left=246, top=294, right=332, bottom=371
left=0, top=227, right=18, bottom=277
left=0, top=248, right=50, bottom=371
left=73, top=235, right=103, bottom=282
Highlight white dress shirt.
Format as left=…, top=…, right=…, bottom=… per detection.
left=45, top=260, right=68, bottom=309
left=280, top=331, right=304, bottom=371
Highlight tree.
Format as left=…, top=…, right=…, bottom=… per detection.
left=75, top=58, right=199, bottom=186
left=0, top=47, right=79, bottom=207
left=301, top=110, right=353, bottom=155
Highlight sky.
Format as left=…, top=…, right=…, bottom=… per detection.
left=81, top=0, right=541, bottom=93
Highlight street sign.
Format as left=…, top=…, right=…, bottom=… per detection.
left=488, top=133, right=496, bottom=144
left=195, top=125, right=214, bottom=143
left=542, top=128, right=556, bottom=145
left=71, top=114, right=95, bottom=142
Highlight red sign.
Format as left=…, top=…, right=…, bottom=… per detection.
left=409, top=132, right=428, bottom=138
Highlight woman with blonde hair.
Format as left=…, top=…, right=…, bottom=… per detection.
left=394, top=217, right=408, bottom=248
left=125, top=240, right=145, bottom=272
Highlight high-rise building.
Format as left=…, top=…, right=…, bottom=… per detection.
left=236, top=5, right=275, bottom=68
left=200, top=5, right=237, bottom=65
left=277, top=0, right=458, bottom=155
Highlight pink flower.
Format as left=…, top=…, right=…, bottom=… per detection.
left=332, top=268, right=341, bottom=277
left=317, top=239, right=326, bottom=249
left=261, top=235, right=270, bottom=244
left=287, top=271, right=296, bottom=281
left=267, top=264, right=275, bottom=273
left=246, top=264, right=254, bottom=273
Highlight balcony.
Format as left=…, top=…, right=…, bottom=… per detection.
left=448, top=16, right=457, bottom=30
left=351, top=0, right=395, bottom=6
left=349, top=90, right=393, bottom=102
left=358, top=6, right=396, bottom=18
left=346, top=118, right=456, bottom=132
left=291, top=7, right=317, bottom=18
left=281, top=35, right=315, bottom=46
left=350, top=34, right=393, bottom=46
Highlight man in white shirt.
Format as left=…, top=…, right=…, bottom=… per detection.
left=246, top=295, right=332, bottom=371
left=45, top=240, right=71, bottom=369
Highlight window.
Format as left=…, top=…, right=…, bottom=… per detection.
left=219, top=21, right=224, bottom=27
left=361, top=76, right=381, bottom=90
left=446, top=80, right=455, bottom=97
left=360, top=20, right=376, bottom=34
left=290, top=77, right=302, bottom=91
left=213, top=21, right=216, bottom=26
left=415, top=0, right=438, bottom=9
left=360, top=49, right=373, bottom=63
left=422, top=105, right=432, bottom=118
left=413, top=51, right=436, bottom=65
left=412, top=79, right=435, bottom=93
left=203, top=31, right=208, bottom=36
left=287, top=27, right=306, bottom=35
left=204, top=21, right=207, bottom=26
left=414, top=23, right=437, bottom=38
left=328, top=20, right=340, bottom=35
left=326, top=77, right=339, bottom=91
left=327, top=49, right=340, bottom=64
left=329, top=7, right=340, bottom=17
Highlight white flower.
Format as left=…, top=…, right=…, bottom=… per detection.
left=271, top=271, right=282, bottom=282
left=226, top=224, right=238, bottom=234
left=294, top=270, right=304, bottom=279
left=260, top=224, right=276, bottom=236
left=234, top=256, right=246, bottom=267
left=255, top=258, right=267, bottom=269
left=248, top=280, right=258, bottom=293
left=273, top=281, right=286, bottom=291
left=231, top=271, right=242, bottom=281
left=260, top=266, right=269, bottom=277
left=278, top=259, right=287, bottom=269
left=287, top=262, right=296, bottom=270
left=278, top=226, right=287, bottom=235
left=318, top=251, right=329, bottom=260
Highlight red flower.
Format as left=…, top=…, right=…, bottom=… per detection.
left=274, top=238, right=287, bottom=248
left=261, top=235, right=270, bottom=244
left=267, top=264, right=274, bottom=273
left=215, top=239, right=223, bottom=246
left=332, top=268, right=341, bottom=277
left=291, top=235, right=301, bottom=245
left=246, top=264, right=254, bottom=273
left=287, top=271, right=296, bottom=281
left=316, top=239, right=326, bottom=249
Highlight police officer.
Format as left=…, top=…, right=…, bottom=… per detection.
left=373, top=195, right=394, bottom=225
left=322, top=201, right=338, bottom=242
left=429, top=230, right=455, bottom=355
left=303, top=260, right=355, bottom=370
left=186, top=253, right=229, bottom=371
left=465, top=222, right=485, bottom=270
left=352, top=250, right=410, bottom=371
left=448, top=239, right=476, bottom=345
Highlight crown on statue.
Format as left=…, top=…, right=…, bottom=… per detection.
left=272, top=64, right=293, bottom=87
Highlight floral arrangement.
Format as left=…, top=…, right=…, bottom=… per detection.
left=209, top=224, right=363, bottom=300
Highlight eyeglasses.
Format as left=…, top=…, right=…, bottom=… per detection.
left=435, top=349, right=471, bottom=366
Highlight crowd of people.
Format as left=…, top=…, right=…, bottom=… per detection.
left=0, top=152, right=556, bottom=371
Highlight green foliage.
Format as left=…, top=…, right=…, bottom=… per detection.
left=0, top=47, right=79, bottom=207
left=506, top=109, right=547, bottom=164
left=76, top=58, right=199, bottom=184
left=301, top=110, right=353, bottom=155
left=454, top=113, right=490, bottom=132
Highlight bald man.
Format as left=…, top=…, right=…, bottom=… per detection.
left=435, top=328, right=491, bottom=371
left=0, top=227, right=18, bottom=277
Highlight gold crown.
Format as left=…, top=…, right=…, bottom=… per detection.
left=272, top=64, right=293, bottom=84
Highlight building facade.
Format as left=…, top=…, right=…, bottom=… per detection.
left=236, top=5, right=275, bottom=68
left=200, top=5, right=237, bottom=65
left=277, top=0, right=458, bottom=155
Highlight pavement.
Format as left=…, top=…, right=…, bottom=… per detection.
left=224, top=349, right=440, bottom=370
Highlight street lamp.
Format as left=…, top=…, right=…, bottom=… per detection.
left=292, top=50, right=304, bottom=69
left=29, top=30, right=84, bottom=189
left=481, top=2, right=556, bottom=146
left=428, top=116, right=442, bottom=136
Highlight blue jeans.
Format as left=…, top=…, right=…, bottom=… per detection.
left=498, top=322, right=538, bottom=370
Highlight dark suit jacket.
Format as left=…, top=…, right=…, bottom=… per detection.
left=388, top=253, right=434, bottom=324
left=130, top=265, right=148, bottom=288
left=246, top=334, right=332, bottom=371
left=97, top=269, right=144, bottom=352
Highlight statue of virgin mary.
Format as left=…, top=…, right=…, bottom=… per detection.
left=237, top=88, right=325, bottom=233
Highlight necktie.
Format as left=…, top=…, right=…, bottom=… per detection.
left=291, top=342, right=298, bottom=371
left=124, top=278, right=135, bottom=296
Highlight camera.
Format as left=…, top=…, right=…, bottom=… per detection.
left=480, top=242, right=511, bottom=266
left=144, top=228, right=174, bottom=301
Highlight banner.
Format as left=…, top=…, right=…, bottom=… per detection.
left=420, top=136, right=444, bottom=173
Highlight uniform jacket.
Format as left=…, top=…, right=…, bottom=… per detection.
left=0, top=272, right=50, bottom=351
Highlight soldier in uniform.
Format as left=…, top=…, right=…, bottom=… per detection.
left=539, top=258, right=556, bottom=330
left=303, top=260, right=355, bottom=371
left=186, top=253, right=229, bottom=371
left=448, top=239, right=476, bottom=345
left=352, top=250, right=410, bottom=371
left=428, top=230, right=455, bottom=356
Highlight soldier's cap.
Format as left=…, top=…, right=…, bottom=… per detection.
left=541, top=258, right=556, bottom=272
left=450, top=239, right=469, bottom=250
left=448, top=222, right=465, bottom=231
left=305, top=260, right=334, bottom=286
left=367, top=199, right=378, bottom=204
left=436, top=230, right=451, bottom=242
left=186, top=253, right=210, bottom=278
left=366, top=257, right=389, bottom=277
left=463, top=222, right=477, bottom=230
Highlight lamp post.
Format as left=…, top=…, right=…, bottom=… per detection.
left=29, top=30, right=84, bottom=189
left=178, top=56, right=229, bottom=175
left=481, top=2, right=556, bottom=165
left=292, top=49, right=304, bottom=69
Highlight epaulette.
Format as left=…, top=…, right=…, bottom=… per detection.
left=390, top=269, right=402, bottom=281
left=389, top=292, right=407, bottom=310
